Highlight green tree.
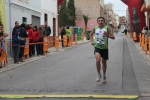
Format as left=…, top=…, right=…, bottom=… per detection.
left=59, top=0, right=67, bottom=27
left=83, top=15, right=90, bottom=31
left=67, top=0, right=76, bottom=26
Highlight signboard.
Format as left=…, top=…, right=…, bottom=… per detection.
left=121, top=0, right=146, bottom=34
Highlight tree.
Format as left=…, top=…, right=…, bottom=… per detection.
left=67, top=0, right=76, bottom=26
left=83, top=15, right=90, bottom=31
left=59, top=0, right=67, bottom=27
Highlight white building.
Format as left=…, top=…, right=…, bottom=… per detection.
left=5, top=0, right=41, bottom=39
left=41, top=0, right=58, bottom=39
left=5, top=0, right=41, bottom=57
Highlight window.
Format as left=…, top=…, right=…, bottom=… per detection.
left=44, top=13, right=48, bottom=22
left=22, top=17, right=27, bottom=23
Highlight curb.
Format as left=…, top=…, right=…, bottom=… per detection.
left=0, top=41, right=90, bottom=74
left=133, top=40, right=150, bottom=66
left=0, top=94, right=138, bottom=99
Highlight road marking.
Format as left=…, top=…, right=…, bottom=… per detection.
left=0, top=94, right=138, bottom=99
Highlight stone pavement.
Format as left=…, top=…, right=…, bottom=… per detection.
left=0, top=40, right=90, bottom=74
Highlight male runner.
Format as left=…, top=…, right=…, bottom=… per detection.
left=90, top=17, right=115, bottom=83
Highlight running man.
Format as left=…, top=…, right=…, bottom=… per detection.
left=90, top=17, right=115, bottom=83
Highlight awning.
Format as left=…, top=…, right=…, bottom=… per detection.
left=58, top=0, right=64, bottom=5
left=141, top=3, right=147, bottom=12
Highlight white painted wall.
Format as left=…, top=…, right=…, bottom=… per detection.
left=5, top=0, right=41, bottom=39
left=41, top=0, right=58, bottom=36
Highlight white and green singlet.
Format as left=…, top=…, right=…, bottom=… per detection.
left=94, top=26, right=109, bottom=49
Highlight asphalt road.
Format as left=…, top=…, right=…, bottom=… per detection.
left=0, top=33, right=150, bottom=100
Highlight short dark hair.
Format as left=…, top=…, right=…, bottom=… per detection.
left=66, top=26, right=69, bottom=29
left=97, top=17, right=105, bottom=22
left=21, top=23, right=25, bottom=28
left=15, top=21, right=19, bottom=24
left=33, top=26, right=38, bottom=30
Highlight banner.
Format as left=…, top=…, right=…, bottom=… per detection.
left=0, top=0, right=6, bottom=33
left=121, top=0, right=146, bottom=35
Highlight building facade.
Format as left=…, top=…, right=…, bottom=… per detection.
left=104, top=3, right=115, bottom=26
left=75, top=0, right=102, bottom=30
left=3, top=0, right=60, bottom=57
left=5, top=0, right=41, bottom=57
left=41, top=0, right=58, bottom=47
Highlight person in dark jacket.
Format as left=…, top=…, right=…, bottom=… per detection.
left=44, top=21, right=51, bottom=36
left=19, top=23, right=27, bottom=62
left=12, top=21, right=19, bottom=38
left=13, top=29, right=20, bottom=64
left=12, top=21, right=19, bottom=58
left=122, top=28, right=127, bottom=35
left=60, top=27, right=66, bottom=47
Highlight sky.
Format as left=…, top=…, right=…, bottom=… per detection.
left=104, top=0, right=128, bottom=16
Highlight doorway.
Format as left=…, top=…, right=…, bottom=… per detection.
left=22, top=17, right=27, bottom=23
left=53, top=18, right=56, bottom=45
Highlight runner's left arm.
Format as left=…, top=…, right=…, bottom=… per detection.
left=108, top=27, right=115, bottom=40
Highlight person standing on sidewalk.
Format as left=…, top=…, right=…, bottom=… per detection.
left=60, top=27, right=66, bottom=47
left=13, top=29, right=21, bottom=64
left=26, top=24, right=35, bottom=57
left=33, top=26, right=40, bottom=56
left=39, top=25, right=47, bottom=55
left=12, top=21, right=20, bottom=58
left=12, top=21, right=20, bottom=37
left=90, top=17, right=115, bottom=83
left=44, top=21, right=51, bottom=53
left=65, top=27, right=71, bottom=46
left=19, top=23, right=27, bottom=62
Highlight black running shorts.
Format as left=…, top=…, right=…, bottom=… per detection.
left=94, top=47, right=109, bottom=60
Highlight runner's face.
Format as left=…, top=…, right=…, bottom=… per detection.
left=97, top=18, right=104, bottom=27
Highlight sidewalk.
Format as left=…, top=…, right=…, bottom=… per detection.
left=134, top=42, right=150, bottom=66
left=0, top=40, right=90, bottom=74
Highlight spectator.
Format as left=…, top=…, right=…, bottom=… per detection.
left=30, top=24, right=34, bottom=30
left=12, top=29, right=21, bottom=64
left=33, top=26, right=40, bottom=56
left=39, top=25, right=47, bottom=55
left=44, top=21, right=51, bottom=36
left=12, top=21, right=19, bottom=38
left=0, top=24, right=9, bottom=68
left=122, top=29, right=127, bottom=35
left=59, top=27, right=66, bottom=47
left=44, top=21, right=51, bottom=53
left=26, top=24, right=35, bottom=57
left=19, top=23, right=27, bottom=62
left=65, top=26, right=71, bottom=46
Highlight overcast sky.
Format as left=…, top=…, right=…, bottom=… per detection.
left=104, top=0, right=128, bottom=16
